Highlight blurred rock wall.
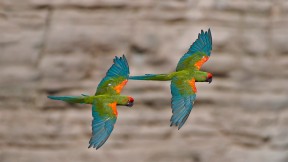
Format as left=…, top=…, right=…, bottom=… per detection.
left=0, top=0, right=288, bottom=162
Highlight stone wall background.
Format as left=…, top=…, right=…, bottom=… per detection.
left=0, top=0, right=288, bottom=162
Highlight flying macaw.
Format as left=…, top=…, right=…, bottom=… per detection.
left=48, top=55, right=134, bottom=149
left=129, top=29, right=213, bottom=129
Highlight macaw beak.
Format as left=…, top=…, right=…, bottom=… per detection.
left=207, top=78, right=212, bottom=84
left=126, top=101, right=134, bottom=107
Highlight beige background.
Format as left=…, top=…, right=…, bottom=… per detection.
left=0, top=0, right=288, bottom=162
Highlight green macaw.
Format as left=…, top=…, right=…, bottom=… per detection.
left=48, top=55, right=134, bottom=149
left=129, top=29, right=213, bottom=129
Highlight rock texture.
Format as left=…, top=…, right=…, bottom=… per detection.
left=1, top=0, right=288, bottom=162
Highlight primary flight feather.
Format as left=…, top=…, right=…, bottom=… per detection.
left=48, top=55, right=134, bottom=149
left=129, top=29, right=213, bottom=129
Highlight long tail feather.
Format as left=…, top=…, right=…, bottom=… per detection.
left=129, top=74, right=172, bottom=81
left=48, top=96, right=87, bottom=104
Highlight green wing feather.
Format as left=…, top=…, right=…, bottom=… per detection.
left=89, top=100, right=117, bottom=149
left=170, top=75, right=197, bottom=129
left=176, top=29, right=212, bottom=71
left=95, top=55, right=130, bottom=95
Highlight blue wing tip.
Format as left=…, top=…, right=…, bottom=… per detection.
left=199, top=28, right=212, bottom=42
left=115, top=54, right=130, bottom=73
left=170, top=121, right=184, bottom=130
left=196, top=28, right=212, bottom=56
left=185, top=28, right=213, bottom=57
left=106, top=54, right=130, bottom=78
left=88, top=138, right=103, bottom=150
left=88, top=143, right=101, bottom=150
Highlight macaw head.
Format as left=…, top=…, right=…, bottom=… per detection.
left=116, top=96, right=134, bottom=107
left=126, top=96, right=134, bottom=107
left=206, top=72, right=213, bottom=84
left=194, top=71, right=213, bottom=83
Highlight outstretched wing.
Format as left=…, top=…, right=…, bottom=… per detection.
left=170, top=76, right=197, bottom=129
left=95, top=55, right=130, bottom=95
left=176, top=29, right=212, bottom=71
left=88, top=100, right=118, bottom=149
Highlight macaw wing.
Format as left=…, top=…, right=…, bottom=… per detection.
left=170, top=76, right=197, bottom=129
left=88, top=100, right=118, bottom=149
left=176, top=29, right=212, bottom=71
left=95, top=55, right=130, bottom=95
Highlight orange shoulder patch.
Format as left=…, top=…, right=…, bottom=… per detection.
left=188, top=78, right=197, bottom=93
left=113, top=80, right=128, bottom=94
left=194, top=56, right=209, bottom=70
left=108, top=102, right=118, bottom=116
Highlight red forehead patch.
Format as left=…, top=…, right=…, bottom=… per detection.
left=128, top=97, right=134, bottom=102
left=207, top=72, right=213, bottom=78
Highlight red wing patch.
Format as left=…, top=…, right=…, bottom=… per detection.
left=188, top=78, right=197, bottom=93
left=194, top=56, right=209, bottom=70
left=108, top=102, right=118, bottom=116
left=113, top=80, right=128, bottom=94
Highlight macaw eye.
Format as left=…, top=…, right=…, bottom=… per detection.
left=108, top=83, right=112, bottom=86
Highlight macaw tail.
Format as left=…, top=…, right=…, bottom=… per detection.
left=129, top=74, right=172, bottom=81
left=48, top=96, right=88, bottom=104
